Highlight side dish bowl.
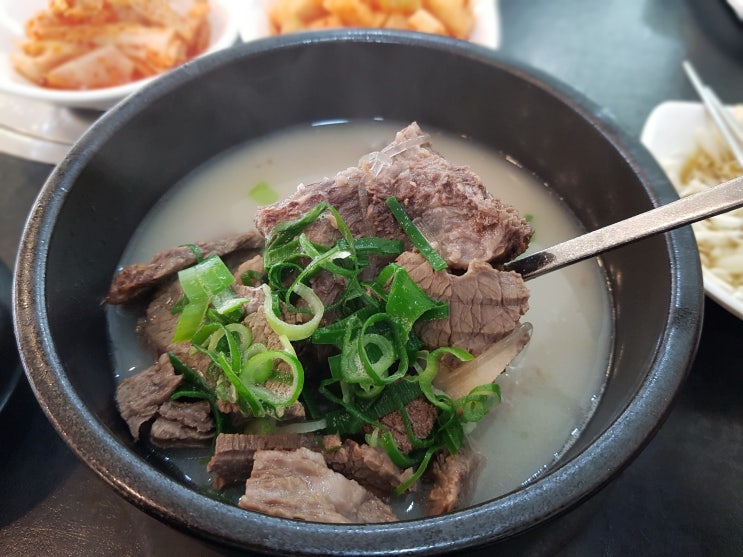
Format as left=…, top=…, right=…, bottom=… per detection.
left=13, top=31, right=703, bottom=555
left=0, top=0, right=240, bottom=110
left=641, top=100, right=743, bottom=320
left=232, top=0, right=501, bottom=49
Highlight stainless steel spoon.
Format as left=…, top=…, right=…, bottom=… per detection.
left=505, top=174, right=743, bottom=280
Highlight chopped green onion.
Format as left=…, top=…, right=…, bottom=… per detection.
left=337, top=237, right=404, bottom=257
left=456, top=383, right=501, bottom=422
left=394, top=446, right=437, bottom=494
left=264, top=202, right=330, bottom=257
left=381, top=263, right=449, bottom=333
left=359, top=333, right=396, bottom=379
left=212, top=290, right=248, bottom=315
left=206, top=322, right=252, bottom=353
left=241, top=350, right=304, bottom=408
left=288, top=244, right=353, bottom=296
left=181, top=243, right=204, bottom=263
left=358, top=312, right=408, bottom=384
left=379, top=429, right=418, bottom=468
left=216, top=350, right=265, bottom=416
left=385, top=196, right=448, bottom=271
left=437, top=410, right=466, bottom=455
left=203, top=198, right=509, bottom=486
left=190, top=318, right=305, bottom=419
left=240, top=269, right=266, bottom=286
left=261, top=283, right=324, bottom=341
left=416, top=347, right=473, bottom=411
left=311, top=306, right=379, bottom=348
left=180, top=255, right=234, bottom=299
left=172, top=300, right=210, bottom=344
left=249, top=181, right=279, bottom=205
left=173, top=255, right=246, bottom=343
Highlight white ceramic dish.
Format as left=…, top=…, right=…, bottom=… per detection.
left=0, top=91, right=98, bottom=164
left=641, top=100, right=743, bottom=320
left=727, top=0, right=743, bottom=20
left=0, top=0, right=240, bottom=111
left=232, top=0, right=501, bottom=49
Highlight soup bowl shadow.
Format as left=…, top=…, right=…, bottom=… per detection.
left=13, top=30, right=703, bottom=555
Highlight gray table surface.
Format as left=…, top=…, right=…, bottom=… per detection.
left=2, top=0, right=742, bottom=555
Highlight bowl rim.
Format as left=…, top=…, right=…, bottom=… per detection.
left=13, top=29, right=704, bottom=555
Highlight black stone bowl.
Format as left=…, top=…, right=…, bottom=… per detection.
left=13, top=30, right=703, bottom=555
left=0, top=259, right=22, bottom=416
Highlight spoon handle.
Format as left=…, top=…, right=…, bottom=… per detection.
left=505, top=174, right=743, bottom=280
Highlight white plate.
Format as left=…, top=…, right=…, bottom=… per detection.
left=728, top=0, right=743, bottom=20
left=0, top=0, right=240, bottom=111
left=641, top=100, right=743, bottom=320
left=234, top=0, right=501, bottom=49
left=0, top=91, right=98, bottom=164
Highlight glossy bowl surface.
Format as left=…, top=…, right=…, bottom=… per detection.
left=13, top=30, right=703, bottom=555
left=0, top=259, right=21, bottom=416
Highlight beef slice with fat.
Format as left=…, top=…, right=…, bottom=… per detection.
left=115, top=352, right=183, bottom=439
left=239, top=447, right=398, bottom=523
left=107, top=230, right=265, bottom=305
left=254, top=122, right=533, bottom=270
left=396, top=250, right=529, bottom=356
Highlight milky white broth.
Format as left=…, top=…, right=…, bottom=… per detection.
left=107, top=120, right=612, bottom=516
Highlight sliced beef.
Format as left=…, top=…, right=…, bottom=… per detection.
left=136, top=278, right=182, bottom=356
left=107, top=230, right=265, bottom=305
left=231, top=256, right=268, bottom=315
left=116, top=352, right=183, bottom=439
left=149, top=399, right=214, bottom=448
left=426, top=447, right=482, bottom=515
left=231, top=254, right=268, bottom=314
left=207, top=432, right=339, bottom=488
left=138, top=291, right=305, bottom=422
left=308, top=270, right=345, bottom=312
left=233, top=254, right=265, bottom=284
left=325, top=439, right=407, bottom=499
left=167, top=343, right=213, bottom=382
left=134, top=279, right=213, bottom=383
left=137, top=278, right=262, bottom=358
left=254, top=122, right=533, bottom=269
left=214, top=398, right=305, bottom=424
left=243, top=306, right=285, bottom=351
left=208, top=433, right=407, bottom=499
left=366, top=397, right=439, bottom=454
left=397, top=250, right=530, bottom=356
left=239, top=447, right=397, bottom=523
left=233, top=284, right=265, bottom=316
left=116, top=352, right=217, bottom=447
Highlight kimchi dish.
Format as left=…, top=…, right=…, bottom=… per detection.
left=11, top=0, right=212, bottom=90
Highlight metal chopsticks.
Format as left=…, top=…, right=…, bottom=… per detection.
left=683, top=60, right=743, bottom=168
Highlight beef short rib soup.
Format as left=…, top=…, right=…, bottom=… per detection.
left=106, top=121, right=612, bottom=522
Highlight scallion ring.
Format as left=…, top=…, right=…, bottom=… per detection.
left=242, top=350, right=304, bottom=407
left=262, top=282, right=324, bottom=341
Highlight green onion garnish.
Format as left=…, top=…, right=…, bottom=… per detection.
left=172, top=255, right=247, bottom=342
left=167, top=198, right=506, bottom=491
left=385, top=196, right=448, bottom=271
left=248, top=181, right=279, bottom=205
